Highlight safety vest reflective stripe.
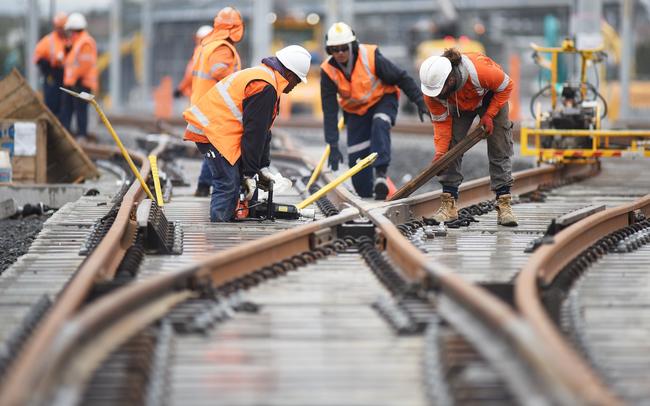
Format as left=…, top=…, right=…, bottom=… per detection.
left=462, top=55, right=485, bottom=98
left=496, top=74, right=511, bottom=92
left=186, top=123, right=204, bottom=135
left=192, top=70, right=212, bottom=80
left=431, top=111, right=449, bottom=122
left=210, top=62, right=228, bottom=74
left=216, top=75, right=243, bottom=123
left=189, top=105, right=210, bottom=126
left=348, top=140, right=371, bottom=153
left=373, top=112, right=391, bottom=124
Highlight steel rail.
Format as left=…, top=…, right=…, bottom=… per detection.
left=515, top=194, right=650, bottom=405
left=0, top=126, right=608, bottom=405
left=0, top=142, right=162, bottom=406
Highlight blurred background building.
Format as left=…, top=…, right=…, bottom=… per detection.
left=2, top=0, right=650, bottom=123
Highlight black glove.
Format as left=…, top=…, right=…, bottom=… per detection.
left=328, top=144, right=344, bottom=171
left=36, top=59, right=50, bottom=76
left=173, top=89, right=183, bottom=98
left=416, top=100, right=431, bottom=123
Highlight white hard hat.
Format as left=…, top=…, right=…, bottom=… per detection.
left=276, top=45, right=311, bottom=83
left=195, top=25, right=213, bottom=39
left=419, top=55, right=452, bottom=97
left=326, top=22, right=356, bottom=46
left=64, top=12, right=87, bottom=30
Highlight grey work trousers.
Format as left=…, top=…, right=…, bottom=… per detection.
left=438, top=102, right=514, bottom=192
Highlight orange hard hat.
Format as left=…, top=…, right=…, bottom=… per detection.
left=53, top=12, right=67, bottom=29
left=211, top=6, right=244, bottom=43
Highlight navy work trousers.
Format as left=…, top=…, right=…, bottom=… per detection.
left=344, top=93, right=398, bottom=197
left=196, top=142, right=241, bottom=222
left=197, top=158, right=213, bottom=187
left=43, top=68, right=63, bottom=116
left=60, top=85, right=89, bottom=137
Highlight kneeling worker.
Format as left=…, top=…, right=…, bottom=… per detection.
left=419, top=48, right=517, bottom=226
left=183, top=45, right=311, bottom=222
left=321, top=22, right=430, bottom=200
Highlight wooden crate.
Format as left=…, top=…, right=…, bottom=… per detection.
left=0, top=69, right=99, bottom=183
left=0, top=119, right=47, bottom=183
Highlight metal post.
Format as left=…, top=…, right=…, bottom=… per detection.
left=141, top=0, right=153, bottom=105
left=325, top=0, right=339, bottom=29
left=110, top=0, right=122, bottom=110
left=251, top=0, right=272, bottom=66
left=619, top=0, right=632, bottom=120
left=25, top=0, right=39, bottom=90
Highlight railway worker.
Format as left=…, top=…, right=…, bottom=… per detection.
left=173, top=25, right=213, bottom=99
left=182, top=7, right=244, bottom=198
left=183, top=45, right=311, bottom=222
left=60, top=12, right=98, bottom=140
left=419, top=48, right=518, bottom=226
left=321, top=22, right=430, bottom=200
left=33, top=12, right=68, bottom=116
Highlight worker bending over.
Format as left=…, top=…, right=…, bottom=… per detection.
left=321, top=22, right=429, bottom=200
left=184, top=45, right=311, bottom=222
left=174, top=24, right=213, bottom=99
left=182, top=7, right=244, bottom=197
left=60, top=12, right=98, bottom=140
left=420, top=48, right=517, bottom=226
left=33, top=12, right=68, bottom=117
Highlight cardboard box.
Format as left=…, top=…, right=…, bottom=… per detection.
left=0, top=120, right=47, bottom=183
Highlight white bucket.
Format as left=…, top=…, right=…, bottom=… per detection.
left=0, top=150, right=11, bottom=182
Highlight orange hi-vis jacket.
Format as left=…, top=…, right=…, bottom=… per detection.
left=183, top=65, right=288, bottom=165
left=33, top=31, right=67, bottom=68
left=177, top=44, right=201, bottom=98
left=321, top=44, right=398, bottom=116
left=63, top=31, right=98, bottom=92
left=425, top=52, right=512, bottom=159
left=190, top=39, right=241, bottom=104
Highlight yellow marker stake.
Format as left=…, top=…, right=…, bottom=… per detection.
left=305, top=144, right=330, bottom=190
left=296, top=152, right=377, bottom=210
left=148, top=155, right=164, bottom=207
left=60, top=87, right=155, bottom=201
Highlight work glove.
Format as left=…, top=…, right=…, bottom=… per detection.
left=328, top=144, right=344, bottom=171
left=479, top=115, right=494, bottom=135
left=257, top=167, right=274, bottom=191
left=416, top=100, right=431, bottom=123
left=173, top=89, right=183, bottom=98
left=241, top=176, right=257, bottom=201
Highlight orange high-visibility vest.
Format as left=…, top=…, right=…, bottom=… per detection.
left=191, top=39, right=241, bottom=103
left=321, top=44, right=398, bottom=116
left=425, top=52, right=513, bottom=159
left=183, top=65, right=287, bottom=165
left=177, top=44, right=201, bottom=97
left=33, top=31, right=67, bottom=68
left=63, top=31, right=98, bottom=92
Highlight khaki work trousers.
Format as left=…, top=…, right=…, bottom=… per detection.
left=437, top=101, right=514, bottom=192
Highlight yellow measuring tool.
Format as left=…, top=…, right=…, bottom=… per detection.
left=60, top=87, right=155, bottom=201
left=296, top=152, right=377, bottom=210
left=148, top=155, right=164, bottom=206
left=305, top=145, right=330, bottom=190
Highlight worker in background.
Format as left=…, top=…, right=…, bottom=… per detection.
left=33, top=12, right=68, bottom=116
left=183, top=45, right=311, bottom=222
left=183, top=7, right=244, bottom=197
left=419, top=48, right=517, bottom=226
left=60, top=12, right=98, bottom=140
left=174, top=25, right=213, bottom=99
left=321, top=22, right=430, bottom=200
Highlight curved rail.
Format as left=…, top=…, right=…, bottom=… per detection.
left=0, top=143, right=163, bottom=405
left=515, top=194, right=650, bottom=405
left=0, top=127, right=610, bottom=405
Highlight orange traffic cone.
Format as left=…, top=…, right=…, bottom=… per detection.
left=386, top=176, right=397, bottom=200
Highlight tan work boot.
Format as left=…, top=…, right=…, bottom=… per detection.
left=431, top=192, right=458, bottom=223
left=496, top=194, right=518, bottom=227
